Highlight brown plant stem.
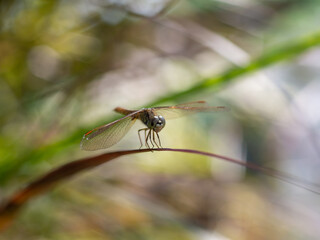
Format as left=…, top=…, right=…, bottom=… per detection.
left=0, top=148, right=318, bottom=231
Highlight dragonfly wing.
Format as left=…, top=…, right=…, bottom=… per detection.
left=81, top=116, right=137, bottom=151
left=174, top=101, right=208, bottom=108
left=153, top=101, right=228, bottom=119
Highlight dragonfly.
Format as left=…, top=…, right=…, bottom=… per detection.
left=81, top=101, right=228, bottom=151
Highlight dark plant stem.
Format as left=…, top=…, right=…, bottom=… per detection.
left=0, top=148, right=319, bottom=231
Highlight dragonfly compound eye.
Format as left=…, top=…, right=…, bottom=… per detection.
left=153, top=115, right=166, bottom=132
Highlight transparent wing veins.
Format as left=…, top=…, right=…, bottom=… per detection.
left=81, top=110, right=141, bottom=151
left=153, top=101, right=228, bottom=119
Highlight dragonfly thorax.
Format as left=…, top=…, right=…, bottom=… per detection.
left=148, top=115, right=166, bottom=132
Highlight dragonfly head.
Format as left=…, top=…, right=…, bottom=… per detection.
left=150, top=115, right=166, bottom=132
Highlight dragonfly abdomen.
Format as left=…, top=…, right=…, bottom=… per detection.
left=114, top=107, right=135, bottom=116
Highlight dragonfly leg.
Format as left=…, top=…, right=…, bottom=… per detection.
left=145, top=129, right=151, bottom=149
left=152, top=130, right=160, bottom=148
left=138, top=128, right=148, bottom=149
left=144, top=129, right=149, bottom=149
left=156, top=132, right=162, bottom=148
left=147, top=129, right=154, bottom=149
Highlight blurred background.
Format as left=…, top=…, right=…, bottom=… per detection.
left=1, top=0, right=320, bottom=239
